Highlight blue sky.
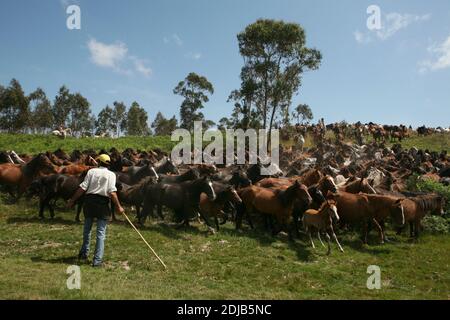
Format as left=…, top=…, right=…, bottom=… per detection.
left=0, top=0, right=449, bottom=127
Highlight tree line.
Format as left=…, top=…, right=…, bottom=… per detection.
left=0, top=79, right=179, bottom=137
left=0, top=19, right=320, bottom=137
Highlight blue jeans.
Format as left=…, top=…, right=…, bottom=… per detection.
left=79, top=217, right=108, bottom=265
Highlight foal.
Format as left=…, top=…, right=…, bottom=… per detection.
left=303, top=200, right=344, bottom=254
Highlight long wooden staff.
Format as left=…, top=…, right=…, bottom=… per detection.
left=122, top=211, right=167, bottom=270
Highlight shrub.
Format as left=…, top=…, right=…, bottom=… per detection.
left=406, top=174, right=450, bottom=234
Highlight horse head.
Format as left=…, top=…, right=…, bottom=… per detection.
left=225, top=185, right=242, bottom=204
left=229, top=169, right=251, bottom=188
left=198, top=176, right=216, bottom=201
left=293, top=180, right=313, bottom=205
left=325, top=199, right=339, bottom=222
left=37, top=154, right=58, bottom=174
left=361, top=178, right=377, bottom=194
left=187, top=167, right=201, bottom=180
left=156, top=157, right=179, bottom=175
left=319, top=175, right=338, bottom=193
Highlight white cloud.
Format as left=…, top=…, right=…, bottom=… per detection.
left=419, top=35, right=450, bottom=73
left=87, top=38, right=152, bottom=77
left=130, top=56, right=152, bottom=77
left=376, top=13, right=430, bottom=40
left=87, top=38, right=128, bottom=69
left=354, top=30, right=371, bottom=44
left=354, top=12, right=430, bottom=44
left=163, top=34, right=183, bottom=46
left=185, top=52, right=202, bottom=60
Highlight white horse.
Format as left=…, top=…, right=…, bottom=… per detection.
left=94, top=132, right=108, bottom=138
left=52, top=128, right=72, bottom=139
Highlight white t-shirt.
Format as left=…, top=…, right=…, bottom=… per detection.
left=79, top=167, right=117, bottom=197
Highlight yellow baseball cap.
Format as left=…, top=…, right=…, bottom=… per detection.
left=96, top=154, right=111, bottom=165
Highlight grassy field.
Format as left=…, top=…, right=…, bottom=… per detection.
left=0, top=133, right=449, bottom=299
left=285, top=131, right=450, bottom=153
left=0, top=195, right=449, bottom=299
left=392, top=134, right=450, bottom=152
left=0, top=134, right=175, bottom=154
left=0, top=132, right=449, bottom=155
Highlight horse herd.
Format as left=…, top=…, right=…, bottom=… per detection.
left=0, top=140, right=447, bottom=254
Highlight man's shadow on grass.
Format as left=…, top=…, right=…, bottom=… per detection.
left=31, top=255, right=79, bottom=266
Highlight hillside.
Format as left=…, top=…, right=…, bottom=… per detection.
left=0, top=132, right=449, bottom=155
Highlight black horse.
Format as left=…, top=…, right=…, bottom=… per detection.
left=28, top=174, right=84, bottom=221
left=139, top=176, right=216, bottom=227
left=117, top=156, right=179, bottom=185
left=114, top=176, right=158, bottom=220
left=212, top=167, right=252, bottom=188
left=245, top=162, right=283, bottom=184
left=158, top=167, right=200, bottom=183
left=109, top=155, right=134, bottom=172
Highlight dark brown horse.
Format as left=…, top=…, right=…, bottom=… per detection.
left=115, top=176, right=159, bottom=220
left=118, top=156, right=178, bottom=185
left=28, top=174, right=84, bottom=221
left=199, top=182, right=242, bottom=230
left=140, top=176, right=216, bottom=227
left=0, top=153, right=56, bottom=198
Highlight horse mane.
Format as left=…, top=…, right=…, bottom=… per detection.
left=413, top=194, right=442, bottom=212
left=183, top=167, right=200, bottom=179
left=22, top=154, right=45, bottom=177
left=211, top=183, right=230, bottom=203
left=154, top=156, right=168, bottom=167
left=278, top=183, right=300, bottom=207
left=127, top=176, right=157, bottom=194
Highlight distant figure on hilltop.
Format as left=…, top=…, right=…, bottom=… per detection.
left=52, top=125, right=72, bottom=139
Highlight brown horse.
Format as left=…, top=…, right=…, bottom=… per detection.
left=316, top=175, right=338, bottom=196
left=237, top=180, right=312, bottom=238
left=339, top=178, right=377, bottom=194
left=303, top=199, right=344, bottom=254
left=0, top=153, right=57, bottom=198
left=256, top=177, right=293, bottom=188
left=329, top=191, right=405, bottom=244
left=299, top=168, right=324, bottom=187
left=365, top=194, right=406, bottom=243
left=45, top=151, right=66, bottom=166
left=395, top=194, right=445, bottom=239
left=59, top=164, right=95, bottom=176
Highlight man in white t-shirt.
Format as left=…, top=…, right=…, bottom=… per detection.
left=68, top=154, right=124, bottom=267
